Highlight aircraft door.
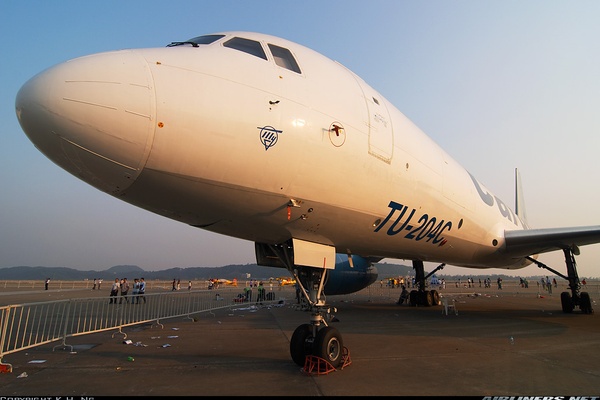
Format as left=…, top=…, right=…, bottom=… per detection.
left=357, top=82, right=394, bottom=163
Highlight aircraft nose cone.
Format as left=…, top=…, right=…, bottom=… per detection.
left=15, top=50, right=155, bottom=195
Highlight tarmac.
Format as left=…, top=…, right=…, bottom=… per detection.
left=0, top=281, right=599, bottom=397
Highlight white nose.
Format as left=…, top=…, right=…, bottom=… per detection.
left=15, top=50, right=155, bottom=195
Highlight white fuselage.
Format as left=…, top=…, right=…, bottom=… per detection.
left=15, top=31, right=528, bottom=269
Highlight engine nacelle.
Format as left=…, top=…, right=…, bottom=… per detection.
left=323, top=254, right=379, bottom=295
left=255, top=242, right=378, bottom=295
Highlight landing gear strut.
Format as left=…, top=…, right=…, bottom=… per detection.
left=526, top=248, right=593, bottom=314
left=256, top=241, right=344, bottom=368
left=408, top=260, right=444, bottom=307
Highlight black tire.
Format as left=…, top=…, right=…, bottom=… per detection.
left=409, top=290, right=419, bottom=306
left=423, top=290, right=434, bottom=306
left=313, top=326, right=344, bottom=368
left=560, top=292, right=574, bottom=313
left=580, top=292, right=593, bottom=314
left=290, top=324, right=314, bottom=366
left=430, top=290, right=440, bottom=306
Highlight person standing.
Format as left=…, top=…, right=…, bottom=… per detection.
left=119, top=278, right=130, bottom=304
left=109, top=278, right=120, bottom=304
left=138, top=277, right=146, bottom=304
left=45, top=278, right=50, bottom=290
left=256, top=281, right=265, bottom=304
left=188, top=280, right=192, bottom=290
left=244, top=283, right=252, bottom=302
left=131, top=278, right=140, bottom=304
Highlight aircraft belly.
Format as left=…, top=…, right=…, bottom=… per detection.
left=121, top=168, right=293, bottom=243
left=119, top=165, right=509, bottom=268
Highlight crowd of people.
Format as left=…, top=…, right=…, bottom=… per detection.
left=381, top=275, right=575, bottom=292
left=108, top=277, right=146, bottom=304
left=538, top=276, right=557, bottom=293
left=231, top=280, right=274, bottom=304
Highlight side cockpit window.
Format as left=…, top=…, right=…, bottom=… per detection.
left=223, top=37, right=267, bottom=60
left=167, top=34, right=225, bottom=47
left=268, top=44, right=301, bottom=74
left=186, top=34, right=225, bottom=45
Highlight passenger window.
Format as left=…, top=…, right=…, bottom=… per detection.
left=268, top=44, right=301, bottom=74
left=223, top=37, right=267, bottom=60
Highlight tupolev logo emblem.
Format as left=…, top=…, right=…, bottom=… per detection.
left=258, top=126, right=282, bottom=150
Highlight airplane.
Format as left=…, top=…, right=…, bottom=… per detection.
left=15, top=31, right=600, bottom=368
left=276, top=277, right=297, bottom=286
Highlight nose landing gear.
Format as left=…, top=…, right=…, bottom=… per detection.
left=289, top=269, right=345, bottom=368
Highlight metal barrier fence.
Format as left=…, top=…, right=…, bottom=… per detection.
left=0, top=279, right=219, bottom=291
left=0, top=286, right=288, bottom=372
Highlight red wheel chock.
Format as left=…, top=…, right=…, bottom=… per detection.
left=303, top=346, right=351, bottom=375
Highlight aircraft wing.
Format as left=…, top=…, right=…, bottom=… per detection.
left=504, top=226, right=600, bottom=257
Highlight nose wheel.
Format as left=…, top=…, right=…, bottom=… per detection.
left=313, top=326, right=344, bottom=366
left=290, top=323, right=344, bottom=368
left=290, top=323, right=314, bottom=366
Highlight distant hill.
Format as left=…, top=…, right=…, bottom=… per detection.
left=0, top=262, right=552, bottom=281
left=0, top=262, right=413, bottom=281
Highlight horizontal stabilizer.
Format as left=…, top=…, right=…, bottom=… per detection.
left=504, top=225, right=600, bottom=257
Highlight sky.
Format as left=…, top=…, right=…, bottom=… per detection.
left=1, top=0, right=599, bottom=278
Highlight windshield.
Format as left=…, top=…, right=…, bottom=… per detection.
left=223, top=37, right=267, bottom=60
left=167, top=34, right=225, bottom=47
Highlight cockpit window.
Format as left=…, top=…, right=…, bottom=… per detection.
left=187, top=34, right=226, bottom=45
left=167, top=34, right=225, bottom=47
left=268, top=44, right=301, bottom=74
left=223, top=37, right=267, bottom=60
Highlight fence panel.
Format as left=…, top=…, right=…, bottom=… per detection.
left=0, top=286, right=291, bottom=371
